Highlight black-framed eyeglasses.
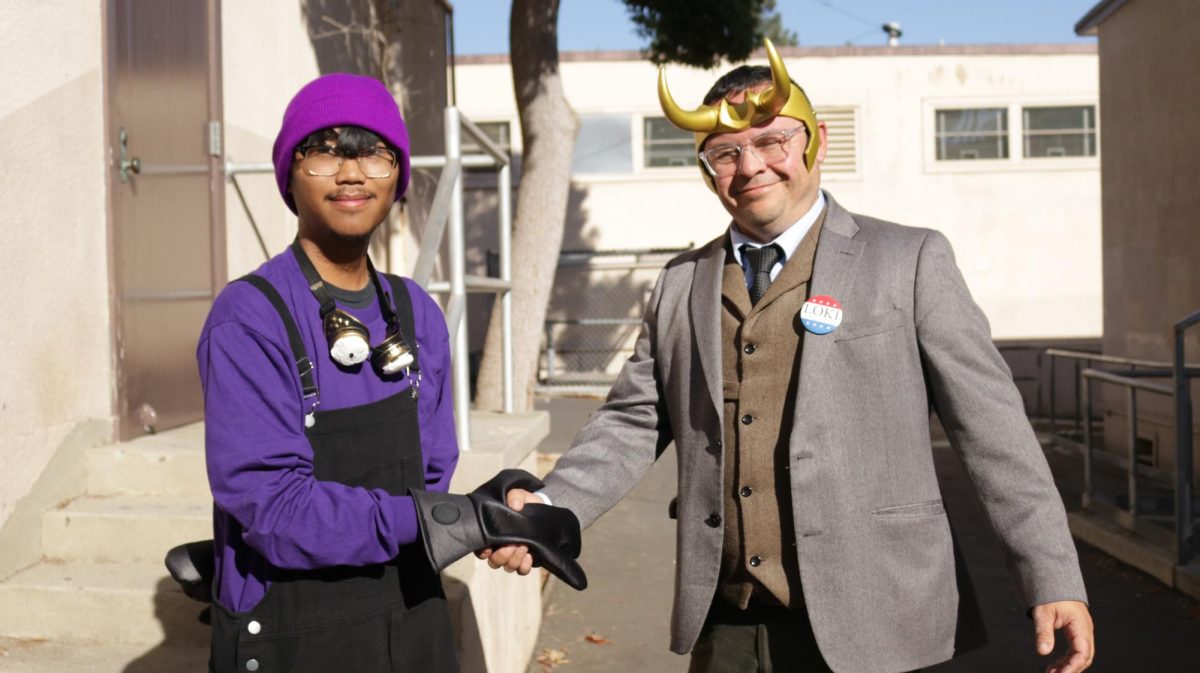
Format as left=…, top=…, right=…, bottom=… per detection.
left=698, top=127, right=807, bottom=177
left=297, top=145, right=399, bottom=179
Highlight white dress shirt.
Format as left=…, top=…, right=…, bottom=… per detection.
left=729, top=190, right=826, bottom=289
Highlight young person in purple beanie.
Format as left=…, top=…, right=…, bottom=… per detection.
left=196, top=73, right=585, bottom=673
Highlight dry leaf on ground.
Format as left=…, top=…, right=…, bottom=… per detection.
left=536, top=647, right=571, bottom=668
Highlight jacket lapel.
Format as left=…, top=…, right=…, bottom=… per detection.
left=796, top=194, right=864, bottom=404
left=691, top=235, right=727, bottom=416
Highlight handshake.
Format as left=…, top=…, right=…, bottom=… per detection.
left=411, top=469, right=587, bottom=590
left=165, top=470, right=586, bottom=608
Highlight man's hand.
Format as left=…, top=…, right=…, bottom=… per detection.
left=475, top=488, right=542, bottom=574
left=1033, top=600, right=1094, bottom=673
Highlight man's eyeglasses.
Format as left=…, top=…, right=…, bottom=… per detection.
left=698, top=127, right=807, bottom=177
left=297, top=146, right=399, bottom=179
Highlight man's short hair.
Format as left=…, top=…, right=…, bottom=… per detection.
left=703, top=65, right=778, bottom=106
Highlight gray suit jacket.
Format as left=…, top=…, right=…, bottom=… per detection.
left=542, top=193, right=1087, bottom=673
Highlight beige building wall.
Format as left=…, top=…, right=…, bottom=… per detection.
left=221, top=2, right=323, bottom=280
left=456, top=46, right=1102, bottom=344
left=0, top=2, right=114, bottom=532
left=1086, top=0, right=1200, bottom=471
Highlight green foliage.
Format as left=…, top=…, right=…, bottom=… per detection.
left=759, top=0, right=799, bottom=47
left=623, top=0, right=768, bottom=68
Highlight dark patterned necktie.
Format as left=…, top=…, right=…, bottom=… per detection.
left=741, top=243, right=783, bottom=306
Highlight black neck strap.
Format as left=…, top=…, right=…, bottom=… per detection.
left=290, top=239, right=399, bottom=332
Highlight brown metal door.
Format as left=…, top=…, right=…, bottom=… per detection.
left=107, top=0, right=224, bottom=440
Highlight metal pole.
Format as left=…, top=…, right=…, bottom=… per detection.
left=498, top=162, right=514, bottom=414
left=1176, top=325, right=1195, bottom=564
left=1128, top=386, right=1138, bottom=517
left=1074, top=359, right=1083, bottom=437
left=1083, top=373, right=1093, bottom=508
left=1050, top=353, right=1058, bottom=435
left=545, top=323, right=556, bottom=380
left=445, top=107, right=471, bottom=451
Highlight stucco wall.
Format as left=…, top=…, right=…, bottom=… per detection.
left=456, top=47, right=1102, bottom=343
left=221, top=2, right=323, bottom=280
left=0, top=2, right=113, bottom=530
left=1093, top=0, right=1200, bottom=470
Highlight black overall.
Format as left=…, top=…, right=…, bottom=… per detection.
left=209, top=271, right=456, bottom=673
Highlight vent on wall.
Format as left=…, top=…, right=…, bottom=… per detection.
left=816, top=106, right=858, bottom=175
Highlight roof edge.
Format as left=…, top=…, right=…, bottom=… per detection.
left=457, top=43, right=1097, bottom=66
left=1075, top=0, right=1130, bottom=35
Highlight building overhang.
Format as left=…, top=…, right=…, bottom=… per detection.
left=1076, top=0, right=1130, bottom=35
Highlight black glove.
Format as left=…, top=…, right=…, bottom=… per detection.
left=410, top=469, right=587, bottom=590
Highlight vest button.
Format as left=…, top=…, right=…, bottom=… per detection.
left=743, top=343, right=756, bottom=355
left=247, top=620, right=261, bottom=635
left=246, top=659, right=260, bottom=672
left=749, top=555, right=763, bottom=567
left=741, top=414, right=754, bottom=425
left=706, top=513, right=721, bottom=527
left=739, top=486, right=753, bottom=498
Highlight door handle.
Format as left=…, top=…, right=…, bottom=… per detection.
left=118, top=127, right=141, bottom=182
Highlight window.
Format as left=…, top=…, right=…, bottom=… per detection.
left=462, top=121, right=512, bottom=173
left=573, top=114, right=633, bottom=174
left=643, top=117, right=696, bottom=168
left=1023, top=106, right=1096, bottom=158
left=815, top=106, right=857, bottom=174
left=936, top=108, right=1008, bottom=161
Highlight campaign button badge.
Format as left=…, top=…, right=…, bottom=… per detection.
left=801, top=295, right=843, bottom=335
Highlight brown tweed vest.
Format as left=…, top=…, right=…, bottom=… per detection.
left=717, top=210, right=825, bottom=610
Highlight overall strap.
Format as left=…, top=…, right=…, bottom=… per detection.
left=237, top=274, right=318, bottom=399
left=384, top=274, right=420, bottom=378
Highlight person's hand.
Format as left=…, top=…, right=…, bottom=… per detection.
left=1033, top=600, right=1094, bottom=673
left=474, top=488, right=542, bottom=574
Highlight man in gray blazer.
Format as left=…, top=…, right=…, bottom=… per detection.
left=485, top=40, right=1094, bottom=673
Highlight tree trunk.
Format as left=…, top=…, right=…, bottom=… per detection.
left=474, top=0, right=578, bottom=412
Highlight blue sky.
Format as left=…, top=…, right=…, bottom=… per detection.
left=451, top=0, right=1101, bottom=55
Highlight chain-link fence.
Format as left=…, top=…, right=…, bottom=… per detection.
left=537, top=247, right=690, bottom=397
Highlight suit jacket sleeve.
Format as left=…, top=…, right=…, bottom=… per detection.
left=541, top=270, right=675, bottom=528
left=915, top=230, right=1087, bottom=608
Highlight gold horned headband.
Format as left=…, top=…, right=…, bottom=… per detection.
left=657, top=38, right=821, bottom=178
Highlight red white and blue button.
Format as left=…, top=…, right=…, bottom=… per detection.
left=800, top=295, right=843, bottom=335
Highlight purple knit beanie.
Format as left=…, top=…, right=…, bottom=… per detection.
left=272, top=73, right=411, bottom=214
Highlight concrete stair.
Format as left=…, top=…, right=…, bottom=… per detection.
left=0, top=424, right=211, bottom=671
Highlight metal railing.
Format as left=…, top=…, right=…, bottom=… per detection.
left=539, top=246, right=689, bottom=392
left=1046, top=328, right=1200, bottom=565
left=223, top=106, right=515, bottom=451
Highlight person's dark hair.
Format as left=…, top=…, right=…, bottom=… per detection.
left=296, top=125, right=393, bottom=156
left=703, top=65, right=776, bottom=106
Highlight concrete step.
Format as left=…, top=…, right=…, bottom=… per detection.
left=85, top=426, right=208, bottom=499
left=42, top=496, right=211, bottom=564
left=0, top=561, right=209, bottom=646
left=0, top=636, right=206, bottom=673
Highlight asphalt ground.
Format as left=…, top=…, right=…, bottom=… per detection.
left=527, top=397, right=1200, bottom=673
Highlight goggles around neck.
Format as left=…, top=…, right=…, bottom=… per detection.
left=290, top=239, right=414, bottom=376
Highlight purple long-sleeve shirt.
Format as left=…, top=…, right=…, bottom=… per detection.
left=197, top=249, right=458, bottom=612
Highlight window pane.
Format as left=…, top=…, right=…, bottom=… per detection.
left=573, top=114, right=633, bottom=174
left=462, top=121, right=510, bottom=154
left=1025, top=106, right=1093, bottom=131
left=644, top=117, right=696, bottom=168
left=935, top=108, right=1008, bottom=161
left=1023, top=106, right=1096, bottom=157
left=1027, top=134, right=1095, bottom=157
left=938, top=108, right=1007, bottom=134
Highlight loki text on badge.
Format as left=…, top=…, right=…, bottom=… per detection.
left=800, top=295, right=843, bottom=335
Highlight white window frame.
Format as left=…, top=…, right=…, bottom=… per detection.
left=923, top=97, right=1100, bottom=174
